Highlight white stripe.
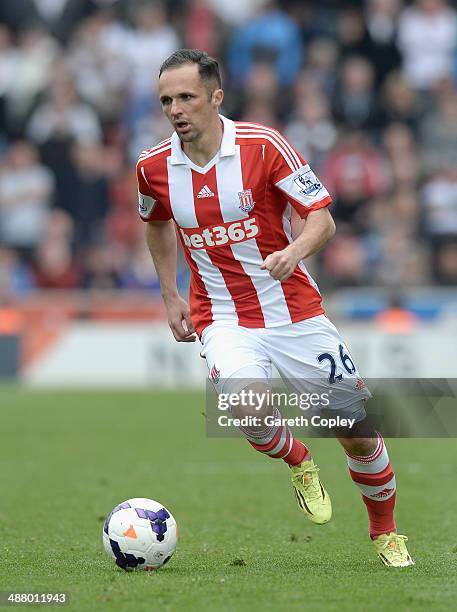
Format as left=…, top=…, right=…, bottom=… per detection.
left=346, top=447, right=390, bottom=474
left=281, top=203, right=321, bottom=295
left=236, top=132, right=297, bottom=172
left=355, top=476, right=396, bottom=500
left=281, top=435, right=294, bottom=459
left=139, top=142, right=172, bottom=162
left=236, top=125, right=301, bottom=170
left=139, top=137, right=172, bottom=157
left=265, top=427, right=288, bottom=456
left=216, top=145, right=292, bottom=326
left=190, top=251, right=238, bottom=322
left=167, top=160, right=237, bottom=323
left=236, top=123, right=302, bottom=168
left=140, top=165, right=149, bottom=186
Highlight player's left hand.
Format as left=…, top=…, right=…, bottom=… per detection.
left=261, top=247, right=300, bottom=282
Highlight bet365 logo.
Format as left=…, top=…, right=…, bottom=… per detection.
left=180, top=217, right=260, bottom=250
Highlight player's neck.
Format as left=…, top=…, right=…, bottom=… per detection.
left=182, top=117, right=223, bottom=168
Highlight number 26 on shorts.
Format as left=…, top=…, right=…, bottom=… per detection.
left=317, top=344, right=356, bottom=384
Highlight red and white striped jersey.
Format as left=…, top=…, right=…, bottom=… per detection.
left=136, top=116, right=332, bottom=336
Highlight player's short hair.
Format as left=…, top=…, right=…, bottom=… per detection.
left=159, top=49, right=222, bottom=91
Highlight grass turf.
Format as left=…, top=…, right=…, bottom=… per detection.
left=0, top=388, right=456, bottom=611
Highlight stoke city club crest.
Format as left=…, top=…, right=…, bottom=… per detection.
left=238, top=189, right=255, bottom=213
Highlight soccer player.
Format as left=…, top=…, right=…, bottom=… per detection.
left=137, top=49, right=414, bottom=567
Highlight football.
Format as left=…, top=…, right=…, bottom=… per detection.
left=103, top=497, right=178, bottom=571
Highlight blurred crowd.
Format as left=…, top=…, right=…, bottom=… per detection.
left=0, top=0, right=457, bottom=300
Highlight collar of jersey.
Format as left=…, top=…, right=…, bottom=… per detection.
left=169, top=114, right=236, bottom=170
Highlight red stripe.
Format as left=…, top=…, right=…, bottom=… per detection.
left=235, top=123, right=303, bottom=170
left=270, top=428, right=291, bottom=458
left=178, top=234, right=213, bottom=336
left=286, top=193, right=332, bottom=218
left=160, top=161, right=213, bottom=335
left=250, top=427, right=283, bottom=453
left=349, top=463, right=394, bottom=487
left=237, top=144, right=323, bottom=323
left=192, top=166, right=264, bottom=327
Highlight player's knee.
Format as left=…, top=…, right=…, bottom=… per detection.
left=229, top=382, right=273, bottom=423
left=338, top=436, right=377, bottom=457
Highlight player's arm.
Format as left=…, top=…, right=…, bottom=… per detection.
left=261, top=208, right=335, bottom=281
left=146, top=219, right=196, bottom=342
left=261, top=132, right=335, bottom=281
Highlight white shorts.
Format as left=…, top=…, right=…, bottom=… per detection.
left=200, top=315, right=371, bottom=420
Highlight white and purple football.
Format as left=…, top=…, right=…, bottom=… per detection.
left=103, top=498, right=178, bottom=570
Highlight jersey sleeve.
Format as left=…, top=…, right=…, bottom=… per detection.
left=263, top=133, right=332, bottom=218
left=136, top=159, right=172, bottom=222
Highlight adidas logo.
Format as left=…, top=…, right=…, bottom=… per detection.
left=197, top=185, right=215, bottom=198
left=371, top=487, right=394, bottom=499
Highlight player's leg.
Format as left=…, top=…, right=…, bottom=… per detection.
left=230, top=380, right=330, bottom=525
left=334, top=419, right=414, bottom=567
left=232, top=380, right=311, bottom=467
left=200, top=323, right=310, bottom=469
left=263, top=315, right=413, bottom=562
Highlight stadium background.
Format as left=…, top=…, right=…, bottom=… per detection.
left=0, top=0, right=457, bottom=384
left=1, top=2, right=457, bottom=610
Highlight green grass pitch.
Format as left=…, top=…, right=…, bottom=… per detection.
left=0, top=387, right=456, bottom=611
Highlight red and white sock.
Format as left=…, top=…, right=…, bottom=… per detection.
left=346, top=434, right=396, bottom=538
left=239, top=408, right=310, bottom=466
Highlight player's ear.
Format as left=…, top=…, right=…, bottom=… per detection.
left=212, top=88, right=224, bottom=107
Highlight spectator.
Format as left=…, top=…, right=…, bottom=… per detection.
left=205, top=0, right=265, bottom=25
left=0, top=24, right=17, bottom=137
left=119, top=241, right=189, bottom=291
left=322, top=131, right=389, bottom=228
left=119, top=242, right=161, bottom=291
left=82, top=244, right=122, bottom=290
left=227, top=1, right=304, bottom=87
left=337, top=6, right=374, bottom=60
left=303, top=37, right=339, bottom=97
left=0, top=141, right=54, bottom=256
left=0, top=246, right=35, bottom=296
left=4, top=26, right=59, bottom=136
left=382, top=123, right=421, bottom=189
left=420, top=90, right=457, bottom=175
left=184, top=0, right=227, bottom=59
left=43, top=208, right=75, bottom=245
left=322, top=231, right=368, bottom=286
left=284, top=91, right=337, bottom=165
left=421, top=169, right=457, bottom=282
left=0, top=0, right=92, bottom=41
left=33, top=240, right=81, bottom=289
left=124, top=0, right=180, bottom=127
left=397, top=0, right=457, bottom=90
left=231, top=62, right=282, bottom=123
left=68, top=11, right=131, bottom=122
left=434, top=241, right=457, bottom=285
left=364, top=0, right=402, bottom=88
left=27, top=72, right=103, bottom=145
left=62, top=143, right=111, bottom=247
left=376, top=70, right=422, bottom=133
left=332, top=56, right=378, bottom=130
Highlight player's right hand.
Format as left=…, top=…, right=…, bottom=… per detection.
left=164, top=295, right=196, bottom=342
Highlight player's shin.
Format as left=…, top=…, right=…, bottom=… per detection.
left=345, top=433, right=396, bottom=538
left=238, top=407, right=311, bottom=466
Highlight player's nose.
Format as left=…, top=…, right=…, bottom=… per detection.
left=170, top=99, right=182, bottom=117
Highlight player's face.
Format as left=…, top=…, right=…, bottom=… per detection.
left=159, top=64, right=223, bottom=142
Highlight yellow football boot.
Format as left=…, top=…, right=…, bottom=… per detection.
left=373, top=533, right=415, bottom=567
left=290, top=459, right=332, bottom=525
